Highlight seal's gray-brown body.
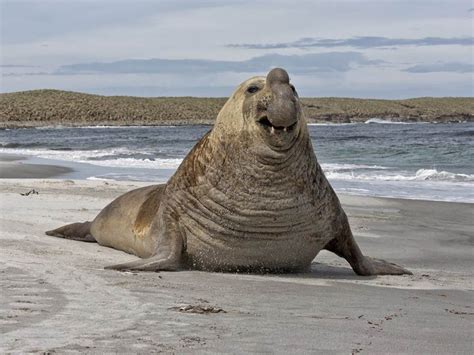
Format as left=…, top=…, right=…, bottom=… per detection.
left=46, top=68, right=411, bottom=275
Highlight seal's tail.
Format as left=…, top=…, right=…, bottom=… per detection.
left=45, top=221, right=96, bottom=243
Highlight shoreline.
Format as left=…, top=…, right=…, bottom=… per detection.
left=1, top=119, right=472, bottom=130
left=0, top=178, right=472, bottom=353
left=0, top=154, right=73, bottom=179
left=1, top=152, right=472, bottom=204
left=0, top=120, right=216, bottom=130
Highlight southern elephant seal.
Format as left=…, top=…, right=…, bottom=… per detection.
left=46, top=68, right=411, bottom=276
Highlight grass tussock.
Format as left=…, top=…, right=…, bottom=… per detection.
left=1, top=90, right=472, bottom=128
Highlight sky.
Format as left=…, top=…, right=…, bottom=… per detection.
left=1, top=0, right=473, bottom=98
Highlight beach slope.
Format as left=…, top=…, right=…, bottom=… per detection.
left=0, top=179, right=472, bottom=353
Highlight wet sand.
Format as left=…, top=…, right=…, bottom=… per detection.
left=0, top=178, right=472, bottom=353
left=0, top=154, right=73, bottom=178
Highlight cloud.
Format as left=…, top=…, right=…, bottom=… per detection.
left=0, top=64, right=38, bottom=68
left=2, top=1, right=472, bottom=98
left=0, top=1, right=232, bottom=45
left=2, top=72, right=51, bottom=77
left=227, top=36, right=474, bottom=49
left=403, top=62, right=474, bottom=73
left=54, top=52, right=382, bottom=75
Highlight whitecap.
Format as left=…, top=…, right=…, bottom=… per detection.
left=86, top=176, right=115, bottom=181
left=413, top=169, right=474, bottom=182
left=82, top=157, right=183, bottom=169
left=321, top=163, right=390, bottom=171
left=0, top=147, right=184, bottom=169
left=364, top=118, right=418, bottom=124
left=325, top=167, right=474, bottom=183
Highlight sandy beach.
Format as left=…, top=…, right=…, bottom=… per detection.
left=0, top=162, right=473, bottom=353
left=0, top=155, right=73, bottom=179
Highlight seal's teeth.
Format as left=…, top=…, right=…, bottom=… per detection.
left=283, top=127, right=287, bottom=132
left=271, top=126, right=275, bottom=135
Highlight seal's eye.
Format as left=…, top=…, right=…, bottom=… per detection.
left=290, top=84, right=298, bottom=96
left=247, top=85, right=260, bottom=94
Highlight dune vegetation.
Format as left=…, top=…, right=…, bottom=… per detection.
left=1, top=89, right=472, bottom=128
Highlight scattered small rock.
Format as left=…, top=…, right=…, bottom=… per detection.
left=20, top=189, right=39, bottom=196
left=445, top=308, right=474, bottom=316
left=181, top=336, right=206, bottom=345
left=170, top=304, right=226, bottom=314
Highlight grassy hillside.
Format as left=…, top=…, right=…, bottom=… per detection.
left=1, top=89, right=472, bottom=128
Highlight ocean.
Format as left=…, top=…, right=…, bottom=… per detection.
left=1, top=121, right=473, bottom=203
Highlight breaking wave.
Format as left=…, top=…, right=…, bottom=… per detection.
left=325, top=168, right=474, bottom=183
left=2, top=145, right=472, bottom=184
left=0, top=146, right=183, bottom=169
left=364, top=118, right=416, bottom=124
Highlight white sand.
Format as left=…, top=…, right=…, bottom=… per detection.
left=1, top=178, right=473, bottom=353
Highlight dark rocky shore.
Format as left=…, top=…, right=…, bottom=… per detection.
left=1, top=89, right=473, bottom=128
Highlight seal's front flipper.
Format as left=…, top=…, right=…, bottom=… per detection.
left=105, top=222, right=184, bottom=272
left=324, top=218, right=412, bottom=276
left=104, top=254, right=181, bottom=271
left=46, top=222, right=96, bottom=243
left=361, top=256, right=412, bottom=275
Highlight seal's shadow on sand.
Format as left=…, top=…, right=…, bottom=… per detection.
left=218, top=263, right=378, bottom=280
left=304, top=263, right=378, bottom=280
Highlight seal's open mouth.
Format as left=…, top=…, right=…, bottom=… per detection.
left=258, top=116, right=297, bottom=133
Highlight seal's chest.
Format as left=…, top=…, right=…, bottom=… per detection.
left=180, top=192, right=324, bottom=271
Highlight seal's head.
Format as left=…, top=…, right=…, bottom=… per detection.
left=214, top=68, right=306, bottom=152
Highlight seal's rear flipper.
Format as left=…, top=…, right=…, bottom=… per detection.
left=45, top=222, right=96, bottom=243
